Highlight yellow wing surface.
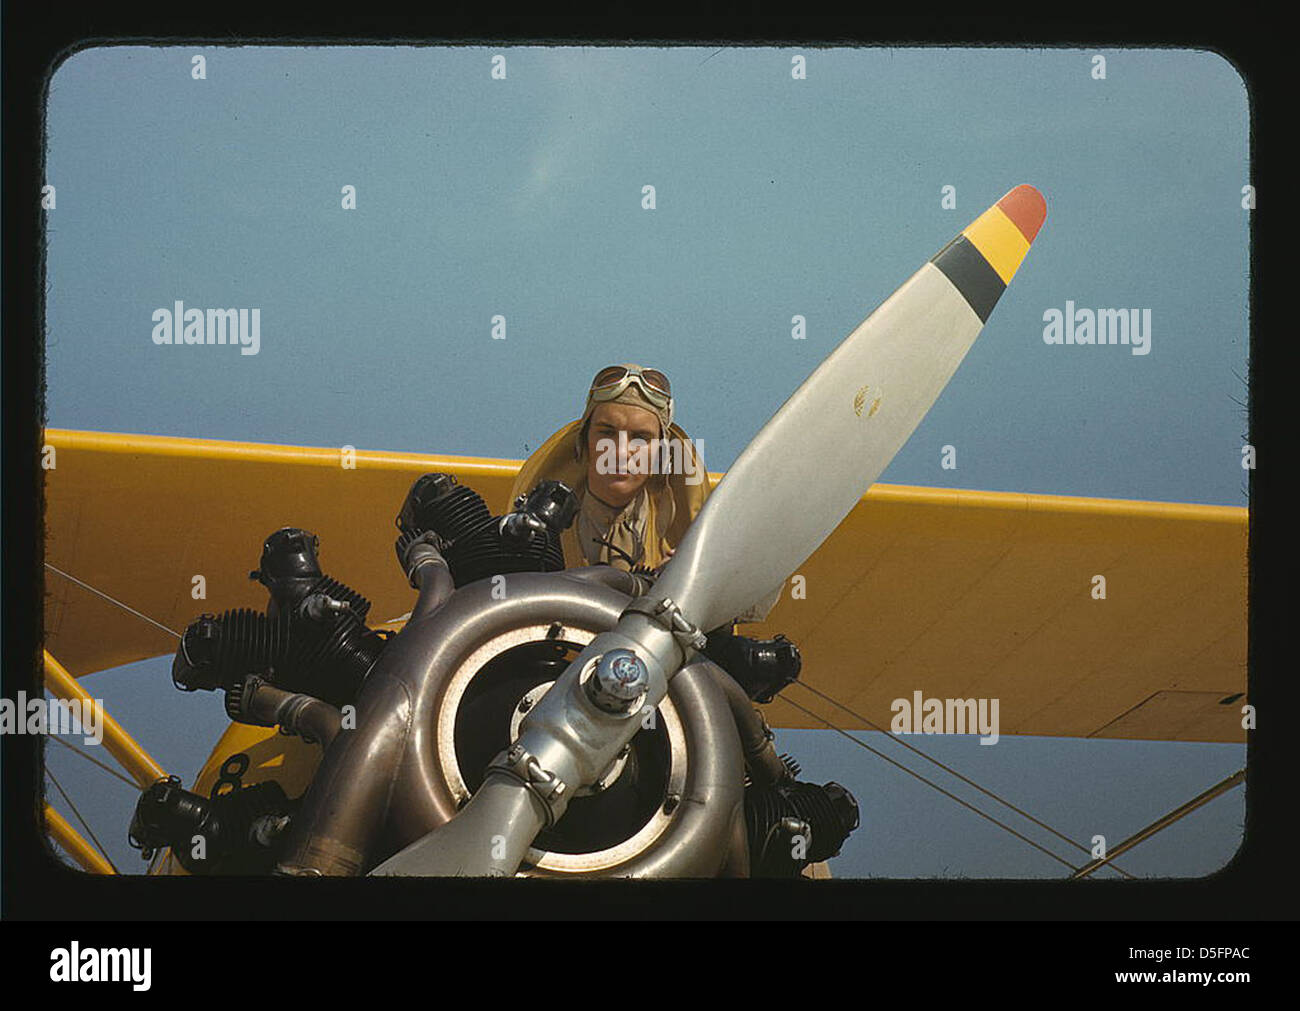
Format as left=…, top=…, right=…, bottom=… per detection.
left=44, top=429, right=1247, bottom=745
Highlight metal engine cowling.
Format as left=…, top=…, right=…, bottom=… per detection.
left=277, top=571, right=747, bottom=878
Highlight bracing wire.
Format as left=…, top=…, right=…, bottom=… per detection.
left=44, top=563, right=181, bottom=639
left=787, top=680, right=1137, bottom=880
left=45, top=767, right=120, bottom=874
left=42, top=562, right=179, bottom=875
left=44, top=732, right=141, bottom=790
left=777, top=692, right=1086, bottom=875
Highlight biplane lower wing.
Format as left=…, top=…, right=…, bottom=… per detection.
left=42, top=429, right=1247, bottom=742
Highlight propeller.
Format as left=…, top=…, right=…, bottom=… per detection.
left=370, top=185, right=1047, bottom=876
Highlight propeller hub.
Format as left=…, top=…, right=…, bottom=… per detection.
left=584, top=648, right=650, bottom=715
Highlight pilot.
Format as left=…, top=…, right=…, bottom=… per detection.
left=511, top=363, right=779, bottom=623
left=511, top=366, right=818, bottom=874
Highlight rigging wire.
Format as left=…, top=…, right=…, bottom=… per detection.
left=42, top=563, right=177, bottom=874
left=45, top=767, right=120, bottom=875
left=44, top=731, right=141, bottom=790
left=777, top=693, right=1086, bottom=875
left=44, top=563, right=182, bottom=639
left=1068, top=769, right=1245, bottom=879
left=788, top=680, right=1137, bottom=879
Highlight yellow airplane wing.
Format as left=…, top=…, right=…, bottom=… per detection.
left=43, top=429, right=1247, bottom=743
left=749, top=487, right=1247, bottom=743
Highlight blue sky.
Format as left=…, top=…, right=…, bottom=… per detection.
left=41, top=45, right=1249, bottom=878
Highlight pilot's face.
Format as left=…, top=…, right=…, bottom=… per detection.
left=585, top=402, right=661, bottom=508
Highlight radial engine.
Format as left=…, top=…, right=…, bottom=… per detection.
left=131, top=475, right=859, bottom=877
